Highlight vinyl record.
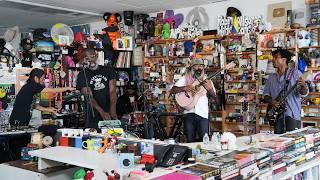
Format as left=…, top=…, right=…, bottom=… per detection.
left=118, top=71, right=129, bottom=81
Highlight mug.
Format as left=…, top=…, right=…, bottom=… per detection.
left=74, top=138, right=83, bottom=149
left=92, top=138, right=102, bottom=151
left=68, top=137, right=76, bottom=147
left=82, top=139, right=95, bottom=150
left=60, top=137, right=69, bottom=147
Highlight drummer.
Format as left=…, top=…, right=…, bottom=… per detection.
left=116, top=83, right=141, bottom=119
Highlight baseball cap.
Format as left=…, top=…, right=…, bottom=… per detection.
left=191, top=58, right=205, bottom=66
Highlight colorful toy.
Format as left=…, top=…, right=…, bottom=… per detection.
left=162, top=23, right=171, bottom=39
left=102, top=12, right=121, bottom=61
left=98, top=134, right=116, bottom=153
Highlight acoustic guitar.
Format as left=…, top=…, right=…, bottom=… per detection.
left=175, top=62, right=236, bottom=110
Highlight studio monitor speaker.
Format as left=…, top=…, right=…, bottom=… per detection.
left=124, top=11, right=134, bottom=26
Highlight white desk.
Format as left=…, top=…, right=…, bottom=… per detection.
left=29, top=146, right=178, bottom=179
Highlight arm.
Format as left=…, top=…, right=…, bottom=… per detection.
left=35, top=105, right=57, bottom=113
left=109, top=79, right=117, bottom=119
left=42, top=87, right=75, bottom=93
left=203, top=80, right=216, bottom=97
left=81, top=87, right=110, bottom=120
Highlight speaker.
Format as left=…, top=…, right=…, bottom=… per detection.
left=123, top=11, right=134, bottom=26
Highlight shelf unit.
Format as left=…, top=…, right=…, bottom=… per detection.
left=222, top=33, right=259, bottom=136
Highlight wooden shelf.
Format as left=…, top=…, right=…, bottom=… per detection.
left=196, top=51, right=214, bottom=55
left=170, top=64, right=185, bottom=67
left=302, top=117, right=320, bottom=121
left=302, top=105, right=320, bottom=108
left=225, top=122, right=256, bottom=126
left=226, top=102, right=255, bottom=105
left=227, top=69, right=254, bottom=73
left=145, top=56, right=166, bottom=58
left=306, top=67, right=320, bottom=71
left=169, top=56, right=190, bottom=58
left=225, top=91, right=256, bottom=94
left=198, top=35, right=222, bottom=40
left=308, top=92, right=320, bottom=96
left=226, top=80, right=257, bottom=83
left=263, top=29, right=295, bottom=34
left=298, top=46, right=320, bottom=49
left=205, top=67, right=220, bottom=72
left=259, top=47, right=295, bottom=51
left=226, top=51, right=256, bottom=56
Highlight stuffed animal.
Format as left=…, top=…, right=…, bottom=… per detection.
left=98, top=134, right=116, bottom=153
left=162, top=23, right=171, bottom=39
left=102, top=13, right=121, bottom=48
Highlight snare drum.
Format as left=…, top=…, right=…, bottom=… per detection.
left=130, top=111, right=144, bottom=125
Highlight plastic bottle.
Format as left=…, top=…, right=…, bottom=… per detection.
left=203, top=133, right=209, bottom=144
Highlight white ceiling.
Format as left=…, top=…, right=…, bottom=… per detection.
left=0, top=0, right=228, bottom=33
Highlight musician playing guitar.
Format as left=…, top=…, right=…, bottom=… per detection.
left=264, top=49, right=308, bottom=134
left=170, top=58, right=216, bottom=142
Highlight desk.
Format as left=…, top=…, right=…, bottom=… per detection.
left=26, top=128, right=320, bottom=180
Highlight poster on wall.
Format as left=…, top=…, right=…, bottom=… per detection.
left=0, top=84, right=15, bottom=110
left=267, top=1, right=292, bottom=28
left=217, top=15, right=263, bottom=35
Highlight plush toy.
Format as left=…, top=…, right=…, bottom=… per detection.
left=162, top=23, right=171, bottom=39
left=102, top=12, right=121, bottom=61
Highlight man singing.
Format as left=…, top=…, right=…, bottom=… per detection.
left=264, top=49, right=308, bottom=134
left=170, top=58, right=216, bottom=142
left=76, top=48, right=117, bottom=129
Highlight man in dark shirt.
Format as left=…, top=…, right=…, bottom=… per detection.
left=76, top=49, right=117, bottom=129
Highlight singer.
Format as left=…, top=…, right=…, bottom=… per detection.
left=9, top=68, right=75, bottom=126
left=76, top=48, right=117, bottom=129
left=264, top=49, right=309, bottom=134
left=170, top=58, right=216, bottom=142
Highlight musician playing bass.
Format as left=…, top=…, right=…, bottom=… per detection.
left=264, top=49, right=308, bottom=134
left=170, top=58, right=216, bottom=142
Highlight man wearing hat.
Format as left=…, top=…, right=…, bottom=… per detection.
left=171, top=58, right=216, bottom=142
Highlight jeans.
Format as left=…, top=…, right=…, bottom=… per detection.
left=184, top=113, right=209, bottom=142
left=274, top=116, right=301, bottom=134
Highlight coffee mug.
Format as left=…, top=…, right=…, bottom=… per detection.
left=82, top=139, right=94, bottom=150
left=60, top=137, right=69, bottom=147
left=92, top=138, right=102, bottom=151
left=74, top=138, right=83, bottom=149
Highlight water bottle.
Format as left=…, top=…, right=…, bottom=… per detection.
left=211, top=132, right=218, bottom=143
left=203, top=133, right=209, bottom=144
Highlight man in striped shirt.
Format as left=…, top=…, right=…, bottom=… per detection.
left=263, top=49, right=308, bottom=134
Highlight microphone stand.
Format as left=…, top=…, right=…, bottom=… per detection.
left=82, top=64, right=95, bottom=125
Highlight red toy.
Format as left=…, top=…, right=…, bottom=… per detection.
left=140, top=154, right=156, bottom=164
left=102, top=12, right=121, bottom=49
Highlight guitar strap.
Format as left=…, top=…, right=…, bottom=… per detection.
left=275, top=68, right=295, bottom=101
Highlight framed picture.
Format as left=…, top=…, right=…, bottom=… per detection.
left=227, top=95, right=236, bottom=103
left=116, top=36, right=133, bottom=51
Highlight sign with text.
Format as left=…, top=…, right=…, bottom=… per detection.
left=218, top=16, right=263, bottom=35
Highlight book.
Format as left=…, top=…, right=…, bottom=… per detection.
left=179, top=163, right=220, bottom=180
left=273, top=166, right=286, bottom=175
left=204, top=157, right=238, bottom=174
left=220, top=150, right=255, bottom=167
left=155, top=172, right=201, bottom=180
left=220, top=168, right=239, bottom=179
left=242, top=147, right=272, bottom=160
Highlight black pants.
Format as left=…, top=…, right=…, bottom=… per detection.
left=184, top=113, right=209, bottom=142
left=274, top=116, right=301, bottom=134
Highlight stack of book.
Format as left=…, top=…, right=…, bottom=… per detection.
left=260, top=137, right=293, bottom=175
left=242, top=147, right=273, bottom=171
left=204, top=157, right=239, bottom=179
left=178, top=163, right=221, bottom=180
left=220, top=150, right=257, bottom=179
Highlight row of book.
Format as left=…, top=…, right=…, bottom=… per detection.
left=156, top=127, right=320, bottom=180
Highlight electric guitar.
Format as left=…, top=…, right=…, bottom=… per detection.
left=267, top=82, right=298, bottom=124
left=175, top=62, right=236, bottom=110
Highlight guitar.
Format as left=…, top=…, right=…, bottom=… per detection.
left=175, top=62, right=236, bottom=110
left=267, top=82, right=298, bottom=124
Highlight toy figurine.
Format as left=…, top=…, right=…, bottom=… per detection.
left=154, top=23, right=162, bottom=38
left=102, top=12, right=121, bottom=61
left=162, top=23, right=170, bottom=39
left=98, top=134, right=115, bottom=153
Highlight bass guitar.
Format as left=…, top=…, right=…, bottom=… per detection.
left=175, top=62, right=235, bottom=110
left=267, top=82, right=298, bottom=124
